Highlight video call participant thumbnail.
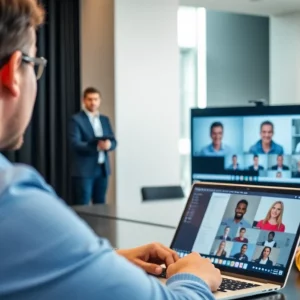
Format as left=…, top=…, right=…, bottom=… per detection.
left=253, top=247, right=273, bottom=267
left=255, top=201, right=286, bottom=232
left=249, top=121, right=284, bottom=155
left=222, top=199, right=251, bottom=232
left=292, top=161, right=300, bottom=178
left=214, top=241, right=227, bottom=258
left=232, top=244, right=249, bottom=262
left=248, top=155, right=264, bottom=171
left=263, top=232, right=277, bottom=248
left=227, top=155, right=240, bottom=170
left=233, top=228, right=249, bottom=243
left=271, top=155, right=289, bottom=171
left=217, top=226, right=232, bottom=241
left=199, top=122, right=231, bottom=156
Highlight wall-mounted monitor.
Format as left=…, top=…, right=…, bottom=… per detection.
left=191, top=105, right=300, bottom=188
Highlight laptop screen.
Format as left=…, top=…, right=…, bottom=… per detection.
left=170, top=183, right=300, bottom=283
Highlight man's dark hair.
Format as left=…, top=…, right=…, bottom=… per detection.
left=260, top=121, right=274, bottom=131
left=0, top=0, right=44, bottom=61
left=241, top=244, right=248, bottom=249
left=269, top=231, right=275, bottom=237
left=236, top=199, right=248, bottom=208
left=232, top=154, right=237, bottom=159
left=210, top=122, right=223, bottom=134
left=253, top=155, right=258, bottom=159
left=240, top=227, right=246, bottom=232
left=83, top=87, right=102, bottom=99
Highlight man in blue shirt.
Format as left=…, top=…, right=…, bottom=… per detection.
left=199, top=122, right=232, bottom=156
left=249, top=121, right=284, bottom=155
left=222, top=200, right=252, bottom=237
left=0, top=1, right=221, bottom=299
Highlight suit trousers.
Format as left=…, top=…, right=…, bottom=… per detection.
left=72, top=164, right=108, bottom=205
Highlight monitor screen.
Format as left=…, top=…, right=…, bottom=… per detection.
left=191, top=105, right=300, bottom=187
left=170, top=183, right=300, bottom=283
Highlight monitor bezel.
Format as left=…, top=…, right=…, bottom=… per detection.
left=191, top=104, right=300, bottom=188
left=170, top=181, right=300, bottom=285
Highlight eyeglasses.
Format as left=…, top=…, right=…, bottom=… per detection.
left=0, top=53, right=47, bottom=80
left=21, top=54, right=47, bottom=80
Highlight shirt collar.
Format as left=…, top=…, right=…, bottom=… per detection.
left=209, top=143, right=224, bottom=152
left=83, top=108, right=100, bottom=119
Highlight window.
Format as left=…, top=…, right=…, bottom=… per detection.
left=178, top=6, right=207, bottom=192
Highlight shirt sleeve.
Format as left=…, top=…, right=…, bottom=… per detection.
left=0, top=165, right=215, bottom=300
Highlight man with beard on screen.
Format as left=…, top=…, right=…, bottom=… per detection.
left=222, top=200, right=251, bottom=234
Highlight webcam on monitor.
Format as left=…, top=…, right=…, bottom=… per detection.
left=248, top=99, right=267, bottom=107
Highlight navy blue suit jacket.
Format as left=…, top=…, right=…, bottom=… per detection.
left=69, top=111, right=117, bottom=177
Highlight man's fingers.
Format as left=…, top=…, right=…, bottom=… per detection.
left=134, top=259, right=162, bottom=275
left=152, top=244, right=178, bottom=266
left=158, top=244, right=180, bottom=263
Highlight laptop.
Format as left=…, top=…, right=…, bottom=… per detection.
left=162, top=182, right=300, bottom=299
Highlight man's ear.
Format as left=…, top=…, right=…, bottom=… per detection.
left=0, top=51, right=22, bottom=98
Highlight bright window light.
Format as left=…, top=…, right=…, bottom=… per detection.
left=177, top=7, right=197, bottom=48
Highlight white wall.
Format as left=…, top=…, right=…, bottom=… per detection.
left=80, top=0, right=116, bottom=204
left=114, top=0, right=182, bottom=224
left=270, top=12, right=300, bottom=105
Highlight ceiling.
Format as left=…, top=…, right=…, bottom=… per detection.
left=180, top=0, right=300, bottom=17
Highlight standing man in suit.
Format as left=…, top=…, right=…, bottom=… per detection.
left=69, top=87, right=117, bottom=205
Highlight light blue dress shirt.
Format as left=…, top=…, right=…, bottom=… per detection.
left=221, top=217, right=252, bottom=238
left=249, top=140, right=284, bottom=155
left=84, top=109, right=105, bottom=163
left=0, top=154, right=214, bottom=300
left=199, top=143, right=231, bottom=156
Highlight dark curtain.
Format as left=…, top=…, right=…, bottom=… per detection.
left=2, top=0, right=81, bottom=204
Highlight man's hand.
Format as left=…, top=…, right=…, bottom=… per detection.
left=116, top=243, right=179, bottom=275
left=98, top=140, right=111, bottom=151
left=167, top=252, right=222, bottom=292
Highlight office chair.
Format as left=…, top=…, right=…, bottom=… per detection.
left=141, top=185, right=184, bottom=201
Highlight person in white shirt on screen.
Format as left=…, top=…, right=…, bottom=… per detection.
left=227, top=155, right=240, bottom=170
left=217, top=226, right=232, bottom=241
left=271, top=155, right=289, bottom=171
left=262, top=232, right=277, bottom=248
left=253, top=247, right=273, bottom=267
left=199, top=122, right=232, bottom=156
left=248, top=155, right=264, bottom=171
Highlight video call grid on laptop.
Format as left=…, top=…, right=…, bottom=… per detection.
left=169, top=182, right=300, bottom=289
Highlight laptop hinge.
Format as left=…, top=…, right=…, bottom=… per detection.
left=221, top=271, right=282, bottom=286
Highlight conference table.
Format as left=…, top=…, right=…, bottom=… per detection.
left=73, top=205, right=300, bottom=300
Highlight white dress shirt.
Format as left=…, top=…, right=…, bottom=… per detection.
left=84, top=109, right=105, bottom=164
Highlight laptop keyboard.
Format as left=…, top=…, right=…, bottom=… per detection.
left=217, top=278, right=260, bottom=292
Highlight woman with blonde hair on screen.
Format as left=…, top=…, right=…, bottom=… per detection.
left=256, top=201, right=285, bottom=232
left=215, top=241, right=227, bottom=258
